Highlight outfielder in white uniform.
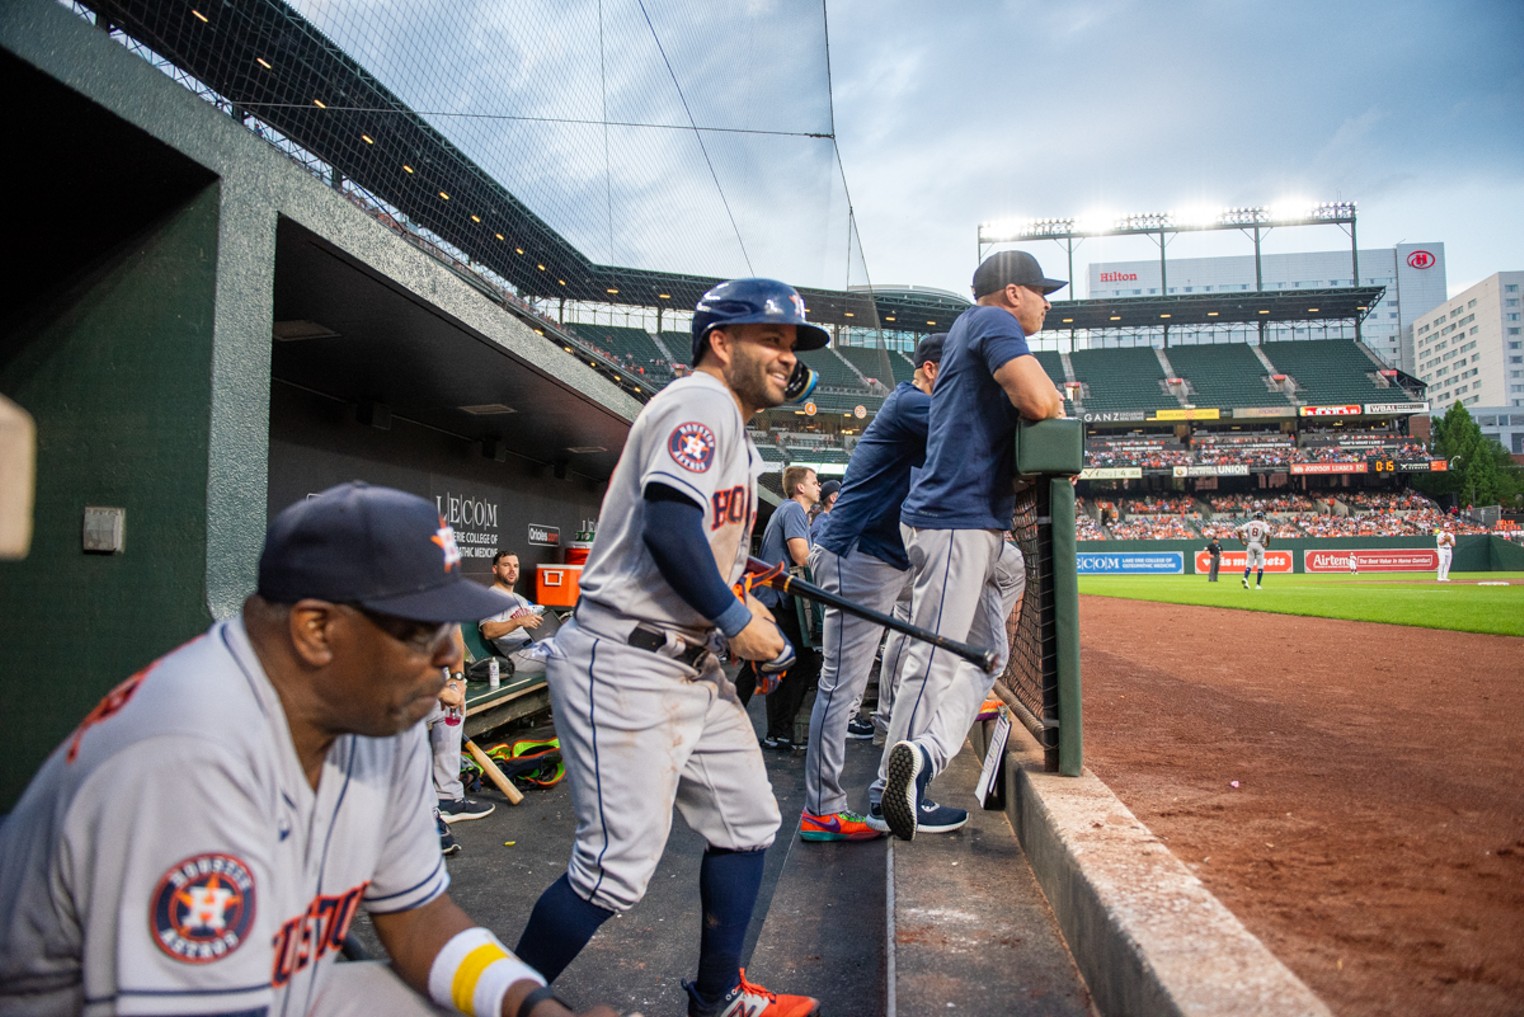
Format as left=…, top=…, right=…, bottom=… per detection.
left=880, top=250, right=1067, bottom=843
left=513, top=279, right=828, bottom=1017
left=1436, top=525, right=1456, bottom=581
left=0, top=483, right=616, bottom=1017
left=1238, top=512, right=1272, bottom=589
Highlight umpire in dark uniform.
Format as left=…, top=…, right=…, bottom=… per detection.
left=1205, top=534, right=1223, bottom=581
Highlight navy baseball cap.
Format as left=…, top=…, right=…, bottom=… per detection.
left=257, top=482, right=513, bottom=622
left=913, top=332, right=947, bottom=367
left=971, top=250, right=1068, bottom=298
left=819, top=480, right=841, bottom=500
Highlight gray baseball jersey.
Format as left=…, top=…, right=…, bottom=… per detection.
left=0, top=620, right=446, bottom=1016
left=1238, top=518, right=1271, bottom=568
left=547, top=370, right=779, bottom=912
left=575, top=371, right=758, bottom=643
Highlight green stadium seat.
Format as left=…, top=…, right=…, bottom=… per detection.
left=1260, top=340, right=1389, bottom=405
left=1069, top=347, right=1177, bottom=412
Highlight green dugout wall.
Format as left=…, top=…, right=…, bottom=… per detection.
left=0, top=0, right=638, bottom=809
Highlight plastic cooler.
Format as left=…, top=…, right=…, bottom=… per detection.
left=536, top=563, right=584, bottom=608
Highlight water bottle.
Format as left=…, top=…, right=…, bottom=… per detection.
left=487, top=657, right=500, bottom=689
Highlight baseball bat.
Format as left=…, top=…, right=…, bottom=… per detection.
left=743, top=556, right=1000, bottom=674
left=465, top=738, right=525, bottom=806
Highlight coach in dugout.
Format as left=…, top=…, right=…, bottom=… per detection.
left=0, top=483, right=622, bottom=1017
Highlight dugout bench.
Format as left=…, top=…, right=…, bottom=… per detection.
left=458, top=621, right=552, bottom=739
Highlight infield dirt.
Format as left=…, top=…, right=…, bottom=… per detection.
left=1080, top=596, right=1524, bottom=1017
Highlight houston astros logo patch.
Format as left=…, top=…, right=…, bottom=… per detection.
left=150, top=853, right=257, bottom=963
left=668, top=421, right=717, bottom=473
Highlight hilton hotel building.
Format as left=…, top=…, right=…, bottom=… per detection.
left=1086, top=243, right=1448, bottom=374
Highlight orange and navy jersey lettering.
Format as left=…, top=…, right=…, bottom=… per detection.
left=270, top=882, right=368, bottom=987
left=711, top=485, right=751, bottom=531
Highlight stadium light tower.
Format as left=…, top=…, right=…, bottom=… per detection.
left=978, top=201, right=1359, bottom=299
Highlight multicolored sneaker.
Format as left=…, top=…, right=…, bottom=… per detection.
left=685, top=968, right=820, bottom=1017
left=800, top=808, right=885, bottom=842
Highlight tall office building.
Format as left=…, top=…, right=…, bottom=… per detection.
left=1087, top=243, right=1447, bottom=372
left=1412, top=271, right=1524, bottom=414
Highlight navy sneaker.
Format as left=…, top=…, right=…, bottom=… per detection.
left=915, top=796, right=968, bottom=834
left=883, top=740, right=929, bottom=841
left=865, top=800, right=890, bottom=833
left=438, top=797, right=495, bottom=824
left=435, top=811, right=461, bottom=856
left=761, top=734, right=794, bottom=751
left=846, top=717, right=875, bottom=740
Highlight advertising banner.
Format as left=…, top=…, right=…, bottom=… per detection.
left=1193, top=550, right=1294, bottom=573
left=1304, top=548, right=1438, bottom=573
left=1230, top=406, right=1295, bottom=419
left=1299, top=404, right=1362, bottom=417
left=431, top=484, right=504, bottom=569
left=1077, top=551, right=1184, bottom=575
left=1079, top=466, right=1143, bottom=480
left=1081, top=411, right=1147, bottom=423
left=1364, top=402, right=1429, bottom=415
left=1149, top=407, right=1221, bottom=422
left=1290, top=462, right=1368, bottom=475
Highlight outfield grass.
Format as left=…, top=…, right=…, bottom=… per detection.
left=1077, top=572, right=1524, bottom=637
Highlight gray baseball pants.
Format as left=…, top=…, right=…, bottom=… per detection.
left=803, top=544, right=911, bottom=816
left=870, top=527, right=1025, bottom=800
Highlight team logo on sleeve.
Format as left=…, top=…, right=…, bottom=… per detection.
left=668, top=422, right=717, bottom=473
left=150, top=853, right=257, bottom=963
left=431, top=519, right=463, bottom=572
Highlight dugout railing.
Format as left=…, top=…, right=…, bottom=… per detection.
left=1000, top=419, right=1085, bottom=776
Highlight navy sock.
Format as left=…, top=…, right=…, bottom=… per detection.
left=693, top=847, right=766, bottom=1004
left=1257, top=569, right=1264, bottom=584
left=514, top=873, right=615, bottom=982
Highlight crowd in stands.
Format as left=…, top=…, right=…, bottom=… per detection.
left=1083, top=431, right=1437, bottom=471
left=1206, top=492, right=1320, bottom=514
left=1115, top=494, right=1199, bottom=517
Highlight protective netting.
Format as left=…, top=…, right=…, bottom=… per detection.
left=998, top=482, right=1057, bottom=762
left=72, top=0, right=891, bottom=388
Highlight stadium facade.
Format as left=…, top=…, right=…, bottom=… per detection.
left=1412, top=271, right=1524, bottom=413
left=1087, top=244, right=1448, bottom=373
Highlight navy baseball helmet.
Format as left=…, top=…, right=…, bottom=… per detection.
left=690, top=278, right=831, bottom=365
left=1254, top=510, right=1265, bottom=520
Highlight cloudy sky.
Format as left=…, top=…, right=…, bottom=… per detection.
left=824, top=0, right=1524, bottom=299
left=293, top=0, right=1520, bottom=303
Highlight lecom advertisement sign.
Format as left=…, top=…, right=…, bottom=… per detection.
left=1304, top=548, right=1439, bottom=573
left=1195, top=550, right=1293, bottom=573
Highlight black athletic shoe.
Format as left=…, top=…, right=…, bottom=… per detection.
left=438, top=797, right=496, bottom=824
left=761, top=734, right=794, bottom=751
left=846, top=717, right=875, bottom=740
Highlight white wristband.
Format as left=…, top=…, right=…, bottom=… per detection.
left=428, top=927, right=544, bottom=1017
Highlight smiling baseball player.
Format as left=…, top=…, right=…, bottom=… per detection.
left=513, top=279, right=826, bottom=1017
left=0, top=483, right=620, bottom=1017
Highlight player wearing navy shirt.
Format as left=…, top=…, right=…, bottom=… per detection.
left=797, top=334, right=944, bottom=842
left=880, top=251, right=1067, bottom=842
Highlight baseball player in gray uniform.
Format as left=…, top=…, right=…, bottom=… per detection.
left=1237, top=510, right=1272, bottom=588
left=0, top=483, right=618, bottom=1017
left=798, top=333, right=944, bottom=842
left=513, top=279, right=827, bottom=1017
left=881, top=251, right=1066, bottom=842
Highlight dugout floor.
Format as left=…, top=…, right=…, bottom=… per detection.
left=354, top=679, right=1095, bottom=1016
